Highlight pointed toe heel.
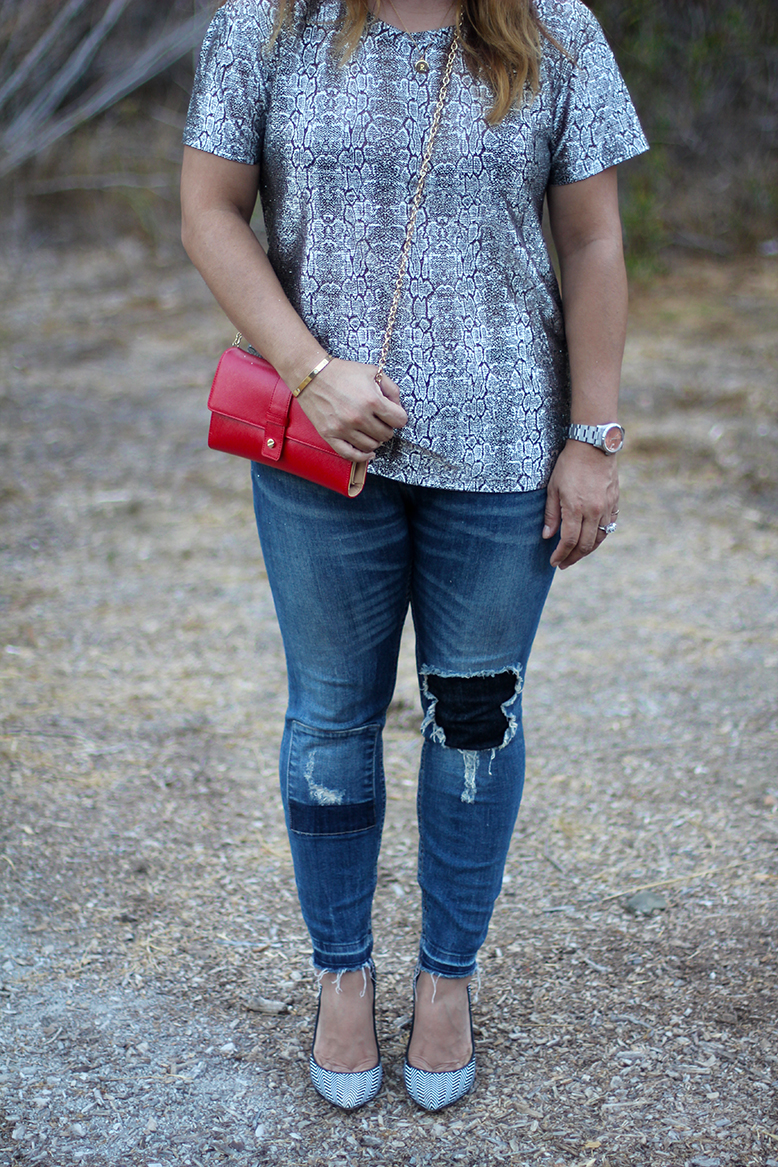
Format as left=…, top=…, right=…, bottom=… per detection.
left=310, top=962, right=382, bottom=1110
left=403, top=1052, right=475, bottom=1111
left=310, top=1055, right=383, bottom=1110
left=403, top=983, right=476, bottom=1112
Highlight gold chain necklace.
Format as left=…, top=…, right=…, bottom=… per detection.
left=374, top=23, right=461, bottom=385
left=381, top=0, right=454, bottom=75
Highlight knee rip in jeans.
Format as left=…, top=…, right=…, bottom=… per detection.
left=420, top=668, right=522, bottom=804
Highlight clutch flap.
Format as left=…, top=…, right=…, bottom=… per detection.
left=207, top=346, right=286, bottom=426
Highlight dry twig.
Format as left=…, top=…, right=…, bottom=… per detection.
left=601, top=860, right=744, bottom=902
left=0, top=0, right=210, bottom=177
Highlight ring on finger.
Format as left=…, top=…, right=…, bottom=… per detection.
left=598, top=522, right=618, bottom=535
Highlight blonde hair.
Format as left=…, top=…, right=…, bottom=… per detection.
left=261, top=0, right=565, bottom=125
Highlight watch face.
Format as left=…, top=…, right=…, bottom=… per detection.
left=603, top=424, right=624, bottom=453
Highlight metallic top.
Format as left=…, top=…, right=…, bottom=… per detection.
left=185, top=0, right=648, bottom=492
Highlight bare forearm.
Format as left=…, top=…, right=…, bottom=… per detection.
left=181, top=205, right=326, bottom=391
left=543, top=169, right=625, bottom=568
left=558, top=235, right=627, bottom=424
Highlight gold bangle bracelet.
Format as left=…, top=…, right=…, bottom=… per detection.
left=292, top=356, right=332, bottom=398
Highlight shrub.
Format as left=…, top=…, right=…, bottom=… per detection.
left=590, top=0, right=778, bottom=254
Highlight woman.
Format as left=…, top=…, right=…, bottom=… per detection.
left=181, top=0, right=647, bottom=1111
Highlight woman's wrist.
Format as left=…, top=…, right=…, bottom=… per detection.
left=566, top=421, right=624, bottom=455
left=292, top=355, right=333, bottom=398
left=274, top=342, right=333, bottom=397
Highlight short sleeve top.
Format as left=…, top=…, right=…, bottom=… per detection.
left=185, top=0, right=648, bottom=492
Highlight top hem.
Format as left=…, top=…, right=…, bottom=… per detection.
left=366, top=463, right=554, bottom=494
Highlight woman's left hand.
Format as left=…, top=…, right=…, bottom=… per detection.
left=542, top=441, right=620, bottom=569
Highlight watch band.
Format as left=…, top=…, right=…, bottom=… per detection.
left=567, top=422, right=625, bottom=455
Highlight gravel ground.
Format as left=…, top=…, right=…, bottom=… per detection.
left=0, top=244, right=776, bottom=1167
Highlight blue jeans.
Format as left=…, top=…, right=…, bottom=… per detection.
left=251, top=465, right=556, bottom=978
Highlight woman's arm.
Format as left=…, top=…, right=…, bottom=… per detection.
left=544, top=166, right=626, bottom=569
left=180, top=146, right=407, bottom=461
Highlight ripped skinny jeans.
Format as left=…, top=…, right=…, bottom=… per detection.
left=251, top=464, right=556, bottom=978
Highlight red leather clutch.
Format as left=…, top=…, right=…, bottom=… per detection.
left=207, top=345, right=367, bottom=498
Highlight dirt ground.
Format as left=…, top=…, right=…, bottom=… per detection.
left=0, top=243, right=776, bottom=1167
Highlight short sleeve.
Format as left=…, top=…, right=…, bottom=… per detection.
left=547, top=4, right=649, bottom=186
left=183, top=1, right=272, bottom=165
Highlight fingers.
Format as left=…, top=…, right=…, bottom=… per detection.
left=338, top=391, right=406, bottom=453
left=371, top=373, right=408, bottom=428
left=553, top=500, right=620, bottom=567
left=551, top=504, right=619, bottom=569
left=542, top=488, right=561, bottom=541
left=325, top=437, right=379, bottom=464
left=323, top=421, right=390, bottom=461
left=374, top=372, right=404, bottom=408
left=550, top=511, right=594, bottom=569
left=329, top=413, right=400, bottom=460
left=545, top=444, right=619, bottom=569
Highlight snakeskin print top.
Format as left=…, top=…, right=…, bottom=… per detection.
left=184, top=0, right=648, bottom=492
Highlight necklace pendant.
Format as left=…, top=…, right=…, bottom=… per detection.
left=415, top=57, right=429, bottom=74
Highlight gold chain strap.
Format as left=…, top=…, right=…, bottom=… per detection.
left=374, top=26, right=461, bottom=386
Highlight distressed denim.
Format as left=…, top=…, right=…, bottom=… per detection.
left=251, top=464, right=556, bottom=977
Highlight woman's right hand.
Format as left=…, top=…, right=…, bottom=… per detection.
left=295, top=359, right=408, bottom=462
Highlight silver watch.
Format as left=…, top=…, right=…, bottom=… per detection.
left=567, top=422, right=625, bottom=455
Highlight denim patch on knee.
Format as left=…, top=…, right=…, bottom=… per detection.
left=423, top=671, right=519, bottom=751
left=287, top=799, right=376, bottom=836
left=285, top=720, right=380, bottom=836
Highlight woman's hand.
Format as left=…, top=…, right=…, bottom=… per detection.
left=542, top=441, right=619, bottom=569
left=296, top=360, right=408, bottom=462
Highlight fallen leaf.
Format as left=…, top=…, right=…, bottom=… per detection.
left=243, top=996, right=289, bottom=1014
